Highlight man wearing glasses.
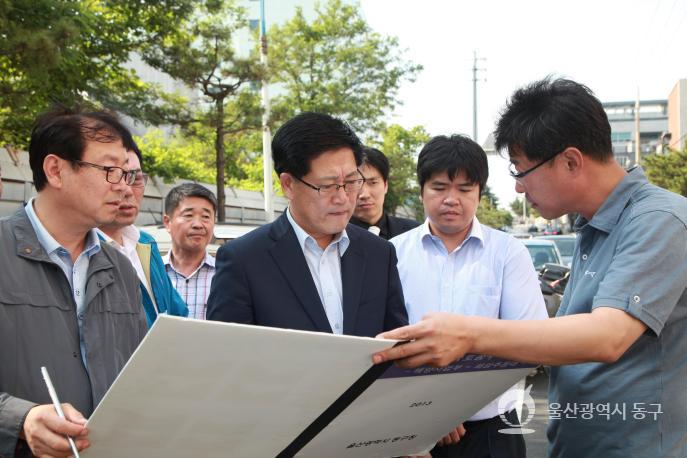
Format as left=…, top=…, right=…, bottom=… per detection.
left=99, top=143, right=188, bottom=327
left=0, top=108, right=148, bottom=457
left=374, top=78, right=687, bottom=457
left=207, top=112, right=407, bottom=337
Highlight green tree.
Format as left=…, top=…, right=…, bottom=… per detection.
left=477, top=196, right=513, bottom=230
left=643, top=148, right=687, bottom=196
left=267, top=0, right=421, bottom=133
left=0, top=0, right=194, bottom=148
left=141, top=0, right=263, bottom=221
left=510, top=197, right=540, bottom=219
left=135, top=129, right=215, bottom=184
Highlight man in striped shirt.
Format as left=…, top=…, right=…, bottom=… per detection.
left=162, top=183, right=217, bottom=320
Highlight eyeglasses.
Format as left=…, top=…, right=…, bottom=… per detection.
left=508, top=150, right=565, bottom=180
left=295, top=172, right=365, bottom=196
left=73, top=160, right=137, bottom=186
left=130, top=170, right=149, bottom=188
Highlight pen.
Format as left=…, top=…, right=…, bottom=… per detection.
left=40, top=367, right=81, bottom=458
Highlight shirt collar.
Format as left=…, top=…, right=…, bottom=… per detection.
left=163, top=250, right=215, bottom=269
left=420, top=216, right=484, bottom=252
left=97, top=225, right=140, bottom=251
left=574, top=166, right=649, bottom=233
left=286, top=207, right=350, bottom=255
left=25, top=197, right=101, bottom=258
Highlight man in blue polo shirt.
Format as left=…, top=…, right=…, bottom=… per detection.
left=374, top=78, right=687, bottom=457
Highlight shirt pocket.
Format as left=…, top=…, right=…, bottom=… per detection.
left=464, top=285, right=501, bottom=318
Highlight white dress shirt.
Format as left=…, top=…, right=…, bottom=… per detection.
left=98, top=226, right=158, bottom=313
left=286, top=208, right=349, bottom=334
left=391, top=217, right=547, bottom=420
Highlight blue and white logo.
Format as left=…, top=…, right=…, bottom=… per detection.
left=497, top=383, right=536, bottom=434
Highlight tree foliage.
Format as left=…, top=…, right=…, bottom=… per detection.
left=510, top=197, right=540, bottom=219
left=643, top=148, right=687, bottom=197
left=135, top=129, right=215, bottom=184
left=477, top=195, right=513, bottom=230
left=267, top=0, right=421, bottom=133
left=140, top=0, right=263, bottom=220
left=0, top=0, right=195, bottom=147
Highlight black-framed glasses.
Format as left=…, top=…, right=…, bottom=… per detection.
left=508, top=150, right=565, bottom=180
left=73, top=160, right=137, bottom=186
left=295, top=171, right=366, bottom=196
left=130, top=170, right=149, bottom=188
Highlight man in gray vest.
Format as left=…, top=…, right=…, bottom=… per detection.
left=0, top=108, right=147, bottom=457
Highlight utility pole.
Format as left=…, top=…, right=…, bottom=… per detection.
left=260, top=0, right=274, bottom=222
left=634, top=89, right=641, bottom=166
left=472, top=51, right=486, bottom=143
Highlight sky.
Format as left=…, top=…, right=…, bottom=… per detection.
left=359, top=0, right=687, bottom=208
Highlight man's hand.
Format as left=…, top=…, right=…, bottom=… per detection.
left=436, top=424, right=466, bottom=447
left=373, top=313, right=474, bottom=368
left=22, top=404, right=89, bottom=457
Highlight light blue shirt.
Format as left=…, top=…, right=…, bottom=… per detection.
left=286, top=208, right=349, bottom=334
left=391, top=217, right=547, bottom=420
left=25, top=198, right=101, bottom=368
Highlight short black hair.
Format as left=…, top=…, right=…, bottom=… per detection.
left=417, top=135, right=488, bottom=195
left=361, top=147, right=390, bottom=182
left=164, top=183, right=218, bottom=216
left=29, top=107, right=137, bottom=191
left=271, top=112, right=363, bottom=178
left=494, top=77, right=612, bottom=162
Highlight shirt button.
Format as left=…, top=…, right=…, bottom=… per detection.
left=186, top=279, right=190, bottom=284
left=582, top=254, right=588, bottom=260
left=633, top=295, right=641, bottom=303
left=78, top=313, right=84, bottom=320
left=75, top=290, right=81, bottom=296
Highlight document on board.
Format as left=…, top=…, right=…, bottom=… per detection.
left=82, top=316, right=534, bottom=457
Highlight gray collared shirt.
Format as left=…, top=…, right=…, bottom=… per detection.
left=24, top=198, right=101, bottom=368
left=548, top=167, right=687, bottom=457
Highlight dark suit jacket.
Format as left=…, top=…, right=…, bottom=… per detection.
left=349, top=213, right=420, bottom=240
left=206, top=213, right=408, bottom=337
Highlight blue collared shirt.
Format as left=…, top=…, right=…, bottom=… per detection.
left=391, top=217, right=546, bottom=420
left=286, top=208, right=349, bottom=334
left=25, top=198, right=101, bottom=368
left=548, top=167, right=687, bottom=457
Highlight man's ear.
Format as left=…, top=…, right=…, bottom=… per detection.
left=280, top=173, right=295, bottom=200
left=561, top=147, right=584, bottom=175
left=43, top=154, right=66, bottom=189
left=163, top=214, right=171, bottom=232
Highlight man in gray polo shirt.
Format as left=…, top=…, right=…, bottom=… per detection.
left=373, top=78, right=687, bottom=457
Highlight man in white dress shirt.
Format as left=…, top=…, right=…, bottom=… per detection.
left=390, top=134, right=547, bottom=458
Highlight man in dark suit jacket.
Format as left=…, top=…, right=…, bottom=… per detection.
left=349, top=147, right=420, bottom=240
left=207, top=113, right=407, bottom=337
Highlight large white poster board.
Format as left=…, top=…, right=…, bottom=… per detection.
left=83, top=316, right=533, bottom=457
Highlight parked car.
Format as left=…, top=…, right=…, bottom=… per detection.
left=138, top=223, right=260, bottom=256
left=522, top=238, right=562, bottom=270
left=538, top=262, right=570, bottom=317
left=538, top=234, right=576, bottom=266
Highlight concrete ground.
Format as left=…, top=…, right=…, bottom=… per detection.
left=523, top=370, right=550, bottom=458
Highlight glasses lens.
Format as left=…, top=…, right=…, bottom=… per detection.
left=106, top=167, right=124, bottom=184
left=345, top=179, right=364, bottom=193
